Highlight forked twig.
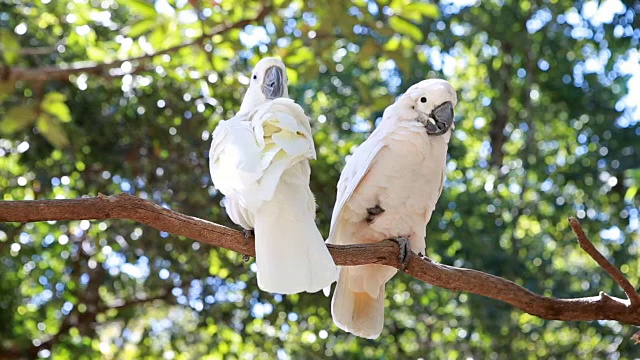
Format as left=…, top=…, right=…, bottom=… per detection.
left=568, top=217, right=640, bottom=306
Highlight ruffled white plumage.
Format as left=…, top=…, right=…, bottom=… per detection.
left=210, top=98, right=337, bottom=294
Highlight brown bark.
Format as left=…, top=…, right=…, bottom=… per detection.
left=1, top=193, right=639, bottom=325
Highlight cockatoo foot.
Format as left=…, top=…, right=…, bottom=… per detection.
left=418, top=252, right=432, bottom=262
left=390, top=237, right=411, bottom=271
left=243, top=229, right=255, bottom=240
left=242, top=229, right=255, bottom=262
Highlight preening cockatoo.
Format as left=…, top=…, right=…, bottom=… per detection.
left=209, top=58, right=338, bottom=294
left=327, top=79, right=457, bottom=339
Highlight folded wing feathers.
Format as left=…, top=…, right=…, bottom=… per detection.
left=209, top=119, right=263, bottom=198
left=214, top=99, right=316, bottom=209
left=252, top=99, right=316, bottom=168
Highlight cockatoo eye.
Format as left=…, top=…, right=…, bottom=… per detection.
left=253, top=75, right=257, bottom=80
left=420, top=97, right=427, bottom=103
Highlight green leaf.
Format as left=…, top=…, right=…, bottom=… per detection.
left=127, top=18, right=158, bottom=38
left=41, top=91, right=66, bottom=104
left=383, top=35, right=401, bottom=52
left=0, top=105, right=36, bottom=133
left=36, top=114, right=70, bottom=148
left=398, top=6, right=423, bottom=22
left=126, top=0, right=157, bottom=18
left=41, top=92, right=71, bottom=123
left=285, top=46, right=314, bottom=65
left=389, top=16, right=423, bottom=42
left=286, top=68, right=299, bottom=85
left=213, top=42, right=235, bottom=59
left=625, top=186, right=638, bottom=203
left=148, top=26, right=167, bottom=49
left=86, top=46, right=108, bottom=61
left=406, top=3, right=440, bottom=19
left=0, top=30, right=21, bottom=65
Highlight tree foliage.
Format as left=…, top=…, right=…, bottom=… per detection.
left=1, top=0, right=639, bottom=358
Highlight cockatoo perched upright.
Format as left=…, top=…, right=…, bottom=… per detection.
left=327, top=79, right=457, bottom=339
left=209, top=58, right=338, bottom=294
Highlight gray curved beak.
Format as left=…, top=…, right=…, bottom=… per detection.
left=262, top=66, right=285, bottom=99
left=425, top=101, right=454, bottom=136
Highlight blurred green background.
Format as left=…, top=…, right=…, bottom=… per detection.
left=1, top=0, right=640, bottom=358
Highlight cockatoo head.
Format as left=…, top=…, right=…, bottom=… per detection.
left=397, top=78, right=457, bottom=136
left=238, top=57, right=289, bottom=114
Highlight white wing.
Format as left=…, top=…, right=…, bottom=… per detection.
left=251, top=98, right=315, bottom=160
left=327, top=127, right=387, bottom=244
left=209, top=116, right=263, bottom=202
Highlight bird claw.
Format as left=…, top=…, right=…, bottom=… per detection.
left=390, top=237, right=411, bottom=271
left=418, top=252, right=432, bottom=262
left=242, top=229, right=254, bottom=262
left=243, top=229, right=255, bottom=240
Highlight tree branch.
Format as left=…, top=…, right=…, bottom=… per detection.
left=1, top=194, right=640, bottom=326
left=568, top=217, right=640, bottom=306
left=1, top=5, right=272, bottom=83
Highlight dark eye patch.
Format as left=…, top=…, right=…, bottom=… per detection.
left=420, top=97, right=427, bottom=103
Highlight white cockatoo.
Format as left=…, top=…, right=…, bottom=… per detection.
left=327, top=79, right=457, bottom=339
left=209, top=57, right=338, bottom=294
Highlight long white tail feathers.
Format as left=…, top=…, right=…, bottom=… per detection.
left=254, top=214, right=337, bottom=294
left=331, top=267, right=385, bottom=339
left=252, top=173, right=338, bottom=294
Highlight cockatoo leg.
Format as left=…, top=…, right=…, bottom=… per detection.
left=390, top=237, right=411, bottom=271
